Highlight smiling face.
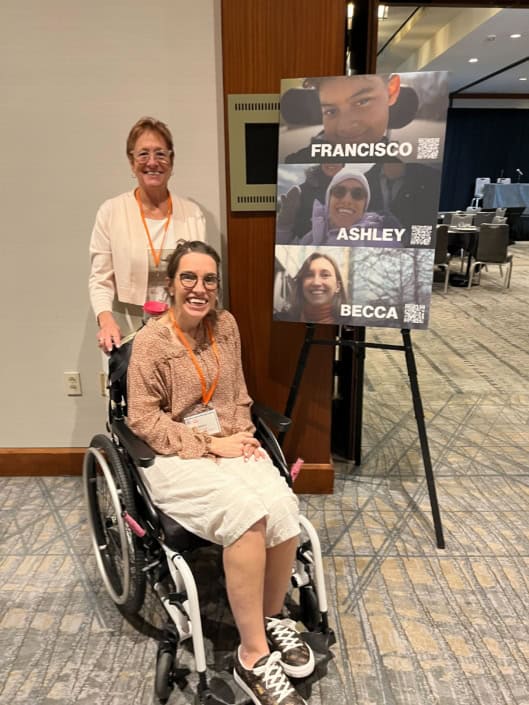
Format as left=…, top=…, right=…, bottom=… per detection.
left=319, top=75, right=400, bottom=144
left=302, top=257, right=340, bottom=307
left=130, top=129, right=173, bottom=193
left=168, top=252, right=218, bottom=330
left=328, top=178, right=368, bottom=228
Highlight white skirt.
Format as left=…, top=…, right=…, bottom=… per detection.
left=139, top=453, right=300, bottom=548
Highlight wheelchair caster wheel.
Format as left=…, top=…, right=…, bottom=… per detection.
left=155, top=649, right=175, bottom=704
left=300, top=585, right=320, bottom=631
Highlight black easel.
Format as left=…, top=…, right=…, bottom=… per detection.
left=279, top=324, right=445, bottom=550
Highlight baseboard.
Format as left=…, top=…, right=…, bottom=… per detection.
left=0, top=449, right=334, bottom=493
left=294, top=461, right=334, bottom=494
left=0, top=448, right=84, bottom=476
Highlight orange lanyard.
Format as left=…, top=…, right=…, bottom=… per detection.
left=135, top=189, right=173, bottom=268
left=168, top=309, right=220, bottom=406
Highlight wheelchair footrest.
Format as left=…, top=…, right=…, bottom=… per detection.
left=198, top=673, right=252, bottom=705
left=303, top=627, right=337, bottom=654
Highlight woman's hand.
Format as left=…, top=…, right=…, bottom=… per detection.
left=242, top=441, right=266, bottom=461
left=209, top=432, right=262, bottom=459
left=97, top=311, right=122, bottom=353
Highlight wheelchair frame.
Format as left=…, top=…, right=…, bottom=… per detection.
left=83, top=339, right=334, bottom=704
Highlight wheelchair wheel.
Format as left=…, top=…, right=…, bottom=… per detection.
left=154, top=648, right=176, bottom=704
left=83, top=434, right=146, bottom=614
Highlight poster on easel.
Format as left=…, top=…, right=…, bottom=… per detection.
left=273, top=71, right=449, bottom=330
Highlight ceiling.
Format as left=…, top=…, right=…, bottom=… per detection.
left=376, top=5, right=529, bottom=95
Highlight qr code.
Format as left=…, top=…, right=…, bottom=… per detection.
left=417, top=137, right=440, bottom=160
left=404, top=304, right=426, bottom=324
left=410, top=225, right=433, bottom=246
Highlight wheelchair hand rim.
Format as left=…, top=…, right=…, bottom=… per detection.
left=83, top=446, right=131, bottom=605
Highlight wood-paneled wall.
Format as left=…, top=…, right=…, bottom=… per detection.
left=221, top=0, right=347, bottom=493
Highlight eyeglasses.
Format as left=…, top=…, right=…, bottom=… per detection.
left=131, top=149, right=173, bottom=164
left=330, top=185, right=366, bottom=200
left=179, top=272, right=219, bottom=291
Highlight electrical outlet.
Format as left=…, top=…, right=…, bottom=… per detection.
left=64, top=371, right=82, bottom=396
left=99, top=371, right=108, bottom=397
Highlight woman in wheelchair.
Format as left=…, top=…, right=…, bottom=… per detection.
left=127, top=239, right=315, bottom=705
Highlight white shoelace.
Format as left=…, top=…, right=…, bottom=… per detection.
left=266, top=618, right=303, bottom=654
left=254, top=651, right=295, bottom=704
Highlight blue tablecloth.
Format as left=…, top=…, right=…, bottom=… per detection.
left=482, top=183, right=529, bottom=208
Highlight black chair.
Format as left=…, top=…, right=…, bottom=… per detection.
left=450, top=212, right=474, bottom=228
left=473, top=211, right=495, bottom=228
left=505, top=207, right=526, bottom=242
left=83, top=337, right=334, bottom=704
left=433, top=224, right=451, bottom=293
left=468, top=223, right=513, bottom=289
left=448, top=213, right=474, bottom=271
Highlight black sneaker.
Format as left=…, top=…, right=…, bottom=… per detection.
left=233, top=648, right=307, bottom=705
left=265, top=617, right=315, bottom=678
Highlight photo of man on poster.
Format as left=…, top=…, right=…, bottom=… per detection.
left=279, top=72, right=448, bottom=166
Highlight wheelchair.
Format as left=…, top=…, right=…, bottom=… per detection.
left=83, top=335, right=335, bottom=704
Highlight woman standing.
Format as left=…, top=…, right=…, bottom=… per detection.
left=89, top=117, right=205, bottom=352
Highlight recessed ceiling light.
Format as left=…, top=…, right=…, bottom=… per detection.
left=510, top=33, right=522, bottom=39
left=519, top=77, right=528, bottom=81
left=468, top=58, right=479, bottom=63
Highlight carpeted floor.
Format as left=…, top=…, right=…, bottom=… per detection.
left=2, top=244, right=529, bottom=704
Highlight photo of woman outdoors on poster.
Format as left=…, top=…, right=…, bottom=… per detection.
left=274, top=248, right=347, bottom=324
left=276, top=165, right=402, bottom=247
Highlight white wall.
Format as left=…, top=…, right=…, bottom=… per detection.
left=0, top=0, right=226, bottom=447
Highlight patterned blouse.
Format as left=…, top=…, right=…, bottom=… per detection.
left=127, top=310, right=255, bottom=458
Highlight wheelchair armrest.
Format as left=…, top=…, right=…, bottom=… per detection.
left=111, top=419, right=155, bottom=468
left=252, top=402, right=291, bottom=432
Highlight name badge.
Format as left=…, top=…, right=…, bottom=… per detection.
left=183, top=408, right=221, bottom=435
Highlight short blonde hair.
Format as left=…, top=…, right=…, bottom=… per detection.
left=126, top=117, right=174, bottom=164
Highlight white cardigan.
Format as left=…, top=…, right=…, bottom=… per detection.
left=89, top=189, right=206, bottom=319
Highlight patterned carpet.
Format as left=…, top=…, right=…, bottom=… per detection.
left=2, top=244, right=529, bottom=704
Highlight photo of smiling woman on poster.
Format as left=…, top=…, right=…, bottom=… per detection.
left=274, top=249, right=348, bottom=324
left=277, top=165, right=401, bottom=247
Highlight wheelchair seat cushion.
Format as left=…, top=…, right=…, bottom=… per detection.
left=157, top=507, right=210, bottom=552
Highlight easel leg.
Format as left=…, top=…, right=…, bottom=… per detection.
left=278, top=324, right=315, bottom=447
left=352, top=327, right=366, bottom=466
left=401, top=329, right=445, bottom=549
